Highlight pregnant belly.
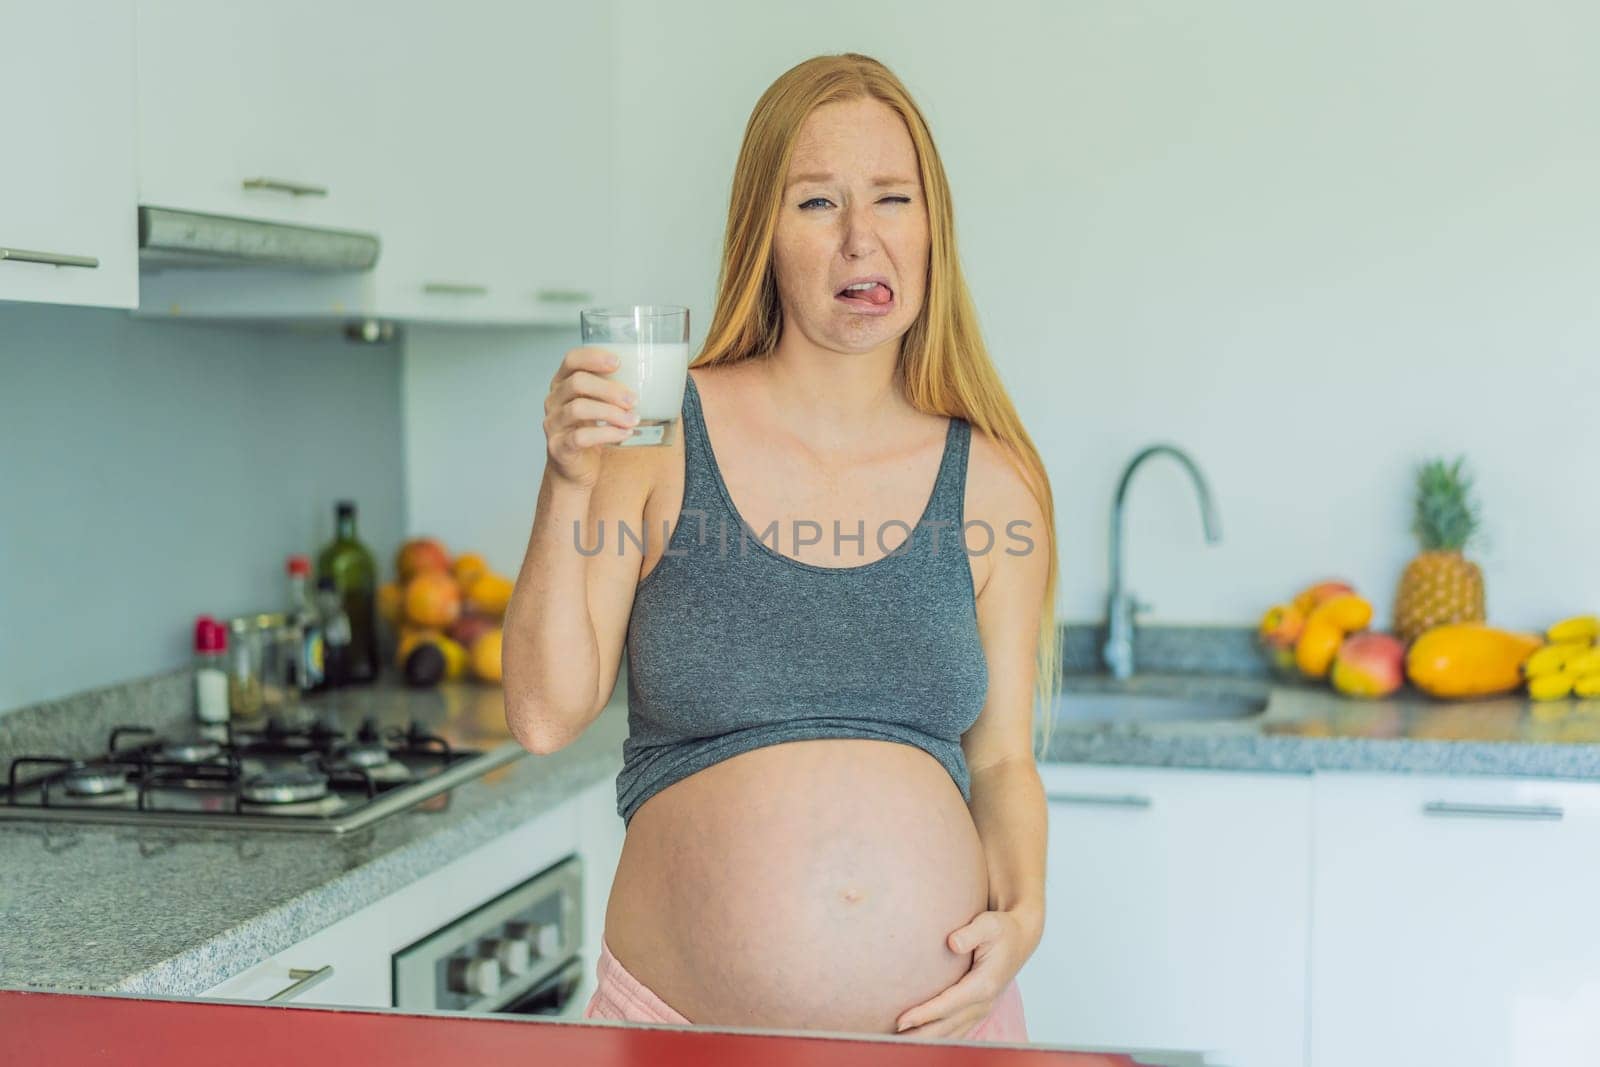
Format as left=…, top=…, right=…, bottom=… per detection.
left=603, top=738, right=989, bottom=1033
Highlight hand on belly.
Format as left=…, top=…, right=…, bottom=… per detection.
left=607, top=739, right=990, bottom=1032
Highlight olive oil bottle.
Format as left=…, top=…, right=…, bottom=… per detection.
left=316, top=500, right=379, bottom=684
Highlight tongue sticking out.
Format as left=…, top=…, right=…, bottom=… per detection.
left=839, top=283, right=893, bottom=306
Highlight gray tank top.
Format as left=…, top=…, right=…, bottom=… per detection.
left=617, top=373, right=989, bottom=826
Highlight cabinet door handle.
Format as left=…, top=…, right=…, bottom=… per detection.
left=1, top=247, right=99, bottom=269
left=534, top=288, right=593, bottom=304
left=423, top=282, right=489, bottom=296
left=265, top=964, right=335, bottom=1002
left=1046, top=791, right=1153, bottom=809
left=1422, top=801, right=1564, bottom=821
left=242, top=177, right=328, bottom=198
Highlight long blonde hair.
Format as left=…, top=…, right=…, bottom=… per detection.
left=696, top=53, right=1061, bottom=755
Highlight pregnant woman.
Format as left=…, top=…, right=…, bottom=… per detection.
left=505, top=53, right=1059, bottom=1042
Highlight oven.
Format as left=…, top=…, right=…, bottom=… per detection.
left=393, top=854, right=587, bottom=1019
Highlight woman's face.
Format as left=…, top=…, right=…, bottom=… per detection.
left=772, top=97, right=930, bottom=357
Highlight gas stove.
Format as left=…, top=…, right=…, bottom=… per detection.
left=1, top=713, right=522, bottom=834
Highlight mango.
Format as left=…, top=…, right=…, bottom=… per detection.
left=1291, top=580, right=1357, bottom=617
left=1575, top=674, right=1600, bottom=699
left=1405, top=623, right=1543, bottom=699
left=1331, top=633, right=1406, bottom=698
left=1565, top=649, right=1600, bottom=678
left=1295, top=593, right=1375, bottom=679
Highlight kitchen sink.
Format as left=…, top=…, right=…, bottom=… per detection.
left=1050, top=686, right=1270, bottom=725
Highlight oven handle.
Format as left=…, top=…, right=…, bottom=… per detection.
left=266, top=964, right=335, bottom=1002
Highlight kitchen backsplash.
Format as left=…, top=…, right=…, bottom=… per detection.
left=0, top=304, right=407, bottom=712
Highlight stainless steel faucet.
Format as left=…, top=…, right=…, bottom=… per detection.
left=1104, top=444, right=1223, bottom=679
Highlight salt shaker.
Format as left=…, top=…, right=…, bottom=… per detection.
left=193, top=615, right=229, bottom=724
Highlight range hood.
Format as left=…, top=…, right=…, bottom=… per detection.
left=137, top=206, right=380, bottom=271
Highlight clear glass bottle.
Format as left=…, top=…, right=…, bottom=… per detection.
left=226, top=615, right=266, bottom=720
left=316, top=500, right=379, bottom=684
left=286, top=554, right=325, bottom=694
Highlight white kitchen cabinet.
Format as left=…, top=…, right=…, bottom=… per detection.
left=0, top=0, right=137, bottom=309
left=201, top=800, right=578, bottom=1007
left=1308, top=772, right=1600, bottom=1067
left=133, top=0, right=610, bottom=325
left=134, top=0, right=384, bottom=234
left=358, top=0, right=611, bottom=325
left=1017, top=764, right=1311, bottom=1067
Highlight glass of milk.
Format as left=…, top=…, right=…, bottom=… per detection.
left=579, top=305, right=691, bottom=447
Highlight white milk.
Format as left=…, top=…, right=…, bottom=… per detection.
left=595, top=341, right=689, bottom=423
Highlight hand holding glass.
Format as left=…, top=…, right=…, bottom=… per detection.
left=579, top=306, right=691, bottom=448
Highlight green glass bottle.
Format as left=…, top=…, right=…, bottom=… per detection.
left=316, top=500, right=379, bottom=685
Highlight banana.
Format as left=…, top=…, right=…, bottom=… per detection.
left=1566, top=649, right=1600, bottom=678
left=1523, top=642, right=1591, bottom=678
left=1546, top=614, right=1600, bottom=644
left=1529, top=672, right=1576, bottom=701
left=1576, top=674, right=1600, bottom=699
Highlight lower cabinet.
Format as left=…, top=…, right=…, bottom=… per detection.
left=1308, top=772, right=1600, bottom=1067
left=200, top=801, right=579, bottom=1007
left=1019, top=764, right=1312, bottom=1067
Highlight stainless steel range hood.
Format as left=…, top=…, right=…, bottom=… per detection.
left=137, top=206, right=380, bottom=271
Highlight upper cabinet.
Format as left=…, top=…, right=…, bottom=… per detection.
left=0, top=0, right=137, bottom=309
left=133, top=1, right=383, bottom=234
left=134, top=0, right=610, bottom=325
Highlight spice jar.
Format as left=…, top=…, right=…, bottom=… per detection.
left=225, top=613, right=282, bottom=720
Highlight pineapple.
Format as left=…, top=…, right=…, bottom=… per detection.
left=1393, top=457, right=1486, bottom=644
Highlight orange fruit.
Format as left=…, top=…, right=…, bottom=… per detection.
left=465, top=573, right=514, bottom=619
left=404, top=571, right=462, bottom=628
left=469, top=629, right=503, bottom=683
left=452, top=552, right=489, bottom=589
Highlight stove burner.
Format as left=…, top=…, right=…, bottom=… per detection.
left=63, top=763, right=129, bottom=797
left=159, top=740, right=222, bottom=763
left=241, top=766, right=329, bottom=805
left=336, top=741, right=391, bottom=769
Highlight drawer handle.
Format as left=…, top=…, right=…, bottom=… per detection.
left=534, top=288, right=593, bottom=303
left=1, top=246, right=99, bottom=269
left=423, top=282, right=489, bottom=296
left=1422, top=801, right=1564, bottom=821
left=1046, top=791, right=1153, bottom=809
left=242, top=177, right=328, bottom=198
left=266, top=964, right=335, bottom=1002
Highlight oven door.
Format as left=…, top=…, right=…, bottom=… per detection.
left=393, top=854, right=583, bottom=1014
left=492, top=955, right=586, bottom=1019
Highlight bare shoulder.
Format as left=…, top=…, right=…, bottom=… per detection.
left=965, top=425, right=1043, bottom=526
left=963, top=425, right=1049, bottom=595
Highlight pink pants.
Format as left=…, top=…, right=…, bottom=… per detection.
left=583, top=936, right=1029, bottom=1043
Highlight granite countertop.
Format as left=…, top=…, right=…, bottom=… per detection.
left=1043, top=671, right=1600, bottom=778
left=0, top=679, right=628, bottom=996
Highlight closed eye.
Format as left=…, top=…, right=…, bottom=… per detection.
left=798, top=196, right=914, bottom=210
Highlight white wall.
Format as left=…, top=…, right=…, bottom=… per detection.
left=407, top=0, right=1600, bottom=631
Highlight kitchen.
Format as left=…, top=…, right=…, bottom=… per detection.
left=3, top=1, right=1598, bottom=1064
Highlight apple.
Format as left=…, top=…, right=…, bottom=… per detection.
left=1331, top=632, right=1406, bottom=698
